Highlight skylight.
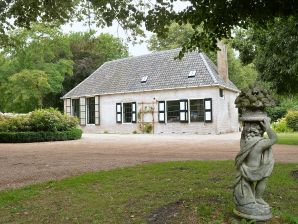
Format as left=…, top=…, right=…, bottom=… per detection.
left=141, top=76, right=148, bottom=83
left=188, top=70, right=196, bottom=78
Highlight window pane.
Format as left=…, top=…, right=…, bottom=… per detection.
left=72, top=99, right=80, bottom=118
left=167, top=101, right=180, bottom=123
left=190, top=99, right=204, bottom=122
left=123, top=103, right=132, bottom=123
left=87, top=97, right=95, bottom=124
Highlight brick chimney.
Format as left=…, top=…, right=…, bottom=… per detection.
left=217, top=41, right=229, bottom=82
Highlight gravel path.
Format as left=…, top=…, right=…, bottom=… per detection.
left=0, top=133, right=297, bottom=190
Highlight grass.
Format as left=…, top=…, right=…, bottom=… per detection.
left=0, top=161, right=297, bottom=223
left=276, top=132, right=298, bottom=145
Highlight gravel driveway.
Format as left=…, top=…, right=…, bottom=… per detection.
left=0, top=133, right=297, bottom=190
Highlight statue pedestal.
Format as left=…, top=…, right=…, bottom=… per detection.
left=233, top=207, right=272, bottom=222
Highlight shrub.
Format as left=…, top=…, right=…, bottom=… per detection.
left=28, top=108, right=78, bottom=132
left=266, top=106, right=287, bottom=122
left=285, top=110, right=298, bottom=131
left=143, top=123, right=153, bottom=134
left=0, top=108, right=81, bottom=142
left=272, top=118, right=294, bottom=133
left=0, top=128, right=82, bottom=143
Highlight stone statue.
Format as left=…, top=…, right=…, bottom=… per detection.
left=233, top=117, right=277, bottom=221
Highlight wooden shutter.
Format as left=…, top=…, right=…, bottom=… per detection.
left=116, top=103, right=122, bottom=123
left=79, top=97, right=86, bottom=126
left=95, top=96, right=100, bottom=125
left=179, top=99, right=188, bottom=123
left=204, top=98, right=212, bottom=123
left=158, top=101, right=165, bottom=123
left=132, top=102, right=137, bottom=123
left=65, top=98, right=71, bottom=115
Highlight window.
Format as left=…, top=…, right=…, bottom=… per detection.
left=87, top=97, right=95, bottom=124
left=141, top=76, right=148, bottom=83
left=188, top=70, right=196, bottom=78
left=219, top=89, right=224, bottom=97
left=190, top=99, right=204, bottom=122
left=72, top=99, right=80, bottom=118
left=167, top=101, right=180, bottom=123
left=123, top=103, right=132, bottom=122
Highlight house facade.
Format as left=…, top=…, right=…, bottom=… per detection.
left=63, top=47, right=240, bottom=134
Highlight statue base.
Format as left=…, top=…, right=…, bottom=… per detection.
left=233, top=208, right=272, bottom=222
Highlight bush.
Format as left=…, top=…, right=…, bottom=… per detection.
left=266, top=106, right=287, bottom=122
left=29, top=108, right=78, bottom=132
left=285, top=110, right=298, bottom=131
left=272, top=118, right=294, bottom=133
left=0, top=108, right=82, bottom=142
left=0, top=108, right=79, bottom=132
left=0, top=128, right=82, bottom=143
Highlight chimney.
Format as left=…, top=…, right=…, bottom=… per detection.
left=217, top=41, right=229, bottom=82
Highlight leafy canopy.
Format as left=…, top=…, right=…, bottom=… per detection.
left=1, top=0, right=298, bottom=54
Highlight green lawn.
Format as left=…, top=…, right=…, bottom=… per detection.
left=0, top=161, right=297, bottom=224
left=277, top=132, right=298, bottom=145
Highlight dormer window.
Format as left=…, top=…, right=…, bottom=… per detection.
left=141, top=76, right=148, bottom=83
left=188, top=70, right=196, bottom=78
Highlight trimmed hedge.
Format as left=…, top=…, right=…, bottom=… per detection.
left=0, top=128, right=82, bottom=143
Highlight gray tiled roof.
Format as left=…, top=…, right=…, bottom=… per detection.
left=63, top=49, right=239, bottom=98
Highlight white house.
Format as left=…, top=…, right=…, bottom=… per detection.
left=63, top=46, right=239, bottom=134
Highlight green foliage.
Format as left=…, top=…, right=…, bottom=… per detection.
left=232, top=17, right=298, bottom=94
left=3, top=69, right=51, bottom=113
left=0, top=108, right=79, bottom=132
left=285, top=111, right=298, bottom=131
left=0, top=128, right=82, bottom=143
left=227, top=47, right=258, bottom=90
left=143, top=123, right=153, bottom=134
left=0, top=25, right=128, bottom=113
left=266, top=107, right=287, bottom=122
left=29, top=108, right=78, bottom=132
left=63, top=32, right=128, bottom=94
left=272, top=118, right=294, bottom=133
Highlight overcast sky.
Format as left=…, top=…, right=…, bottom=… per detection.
left=62, top=21, right=151, bottom=56
left=61, top=1, right=190, bottom=56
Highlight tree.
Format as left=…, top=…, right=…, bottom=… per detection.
left=232, top=17, right=298, bottom=94
left=1, top=1, right=298, bottom=53
left=63, top=31, right=128, bottom=94
left=148, top=23, right=257, bottom=90
left=3, top=70, right=51, bottom=112
left=0, top=24, right=128, bottom=112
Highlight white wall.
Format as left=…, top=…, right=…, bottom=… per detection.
left=66, top=86, right=239, bottom=134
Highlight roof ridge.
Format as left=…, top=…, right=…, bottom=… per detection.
left=199, top=53, right=218, bottom=84
left=103, top=48, right=182, bottom=65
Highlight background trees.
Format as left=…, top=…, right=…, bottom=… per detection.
left=0, top=24, right=128, bottom=113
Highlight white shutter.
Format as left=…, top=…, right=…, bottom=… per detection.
left=204, top=98, right=212, bottom=122
left=95, top=96, right=100, bottom=125
left=132, top=102, right=137, bottom=123
left=80, top=97, right=86, bottom=125
left=179, top=100, right=188, bottom=122
left=116, top=103, right=122, bottom=123
left=158, top=101, right=165, bottom=123
left=65, top=98, right=71, bottom=115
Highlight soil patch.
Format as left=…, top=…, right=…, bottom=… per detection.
left=147, top=200, right=186, bottom=224
left=291, top=170, right=298, bottom=180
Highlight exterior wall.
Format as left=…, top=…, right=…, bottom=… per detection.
left=215, top=89, right=239, bottom=133
left=65, top=87, right=239, bottom=134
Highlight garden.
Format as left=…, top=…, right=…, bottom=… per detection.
left=0, top=108, right=82, bottom=143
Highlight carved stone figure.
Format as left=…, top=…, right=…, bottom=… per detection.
left=233, top=117, right=277, bottom=221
